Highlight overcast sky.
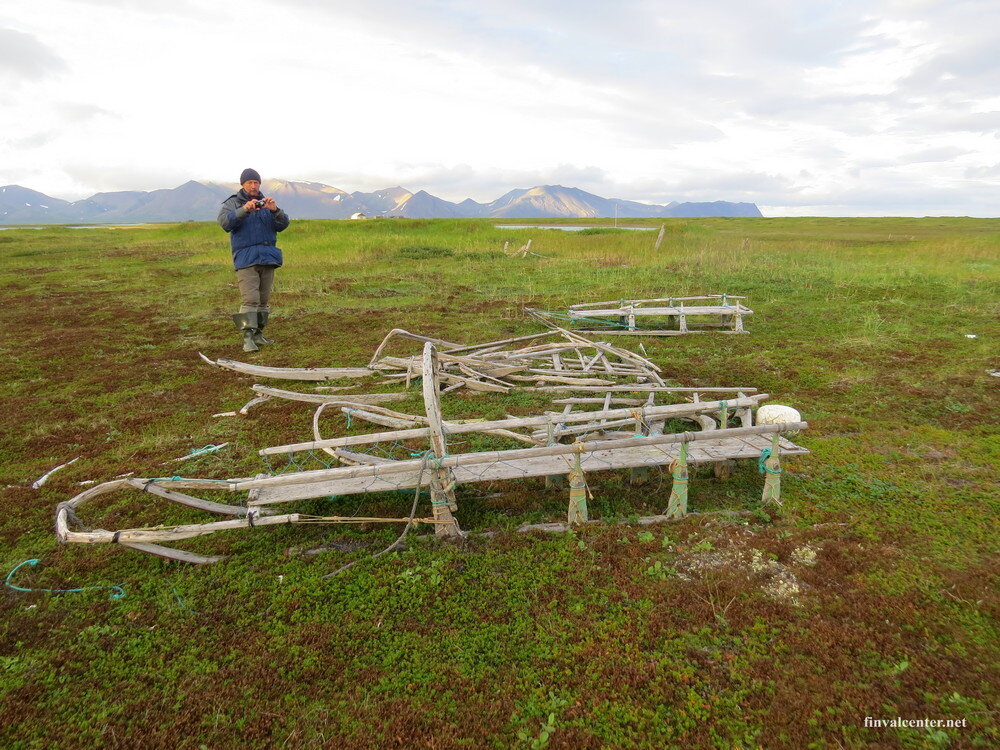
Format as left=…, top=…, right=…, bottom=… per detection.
left=2, top=0, right=999, bottom=216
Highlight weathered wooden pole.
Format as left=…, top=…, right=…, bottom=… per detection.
left=421, top=343, right=463, bottom=537
left=664, top=442, right=689, bottom=518
left=653, top=224, right=666, bottom=251
left=567, top=451, right=589, bottom=524
left=760, top=433, right=782, bottom=505
left=544, top=420, right=563, bottom=490
left=630, top=407, right=650, bottom=485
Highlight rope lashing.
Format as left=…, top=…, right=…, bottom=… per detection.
left=56, top=501, right=87, bottom=531
left=5, top=559, right=125, bottom=600
left=664, top=442, right=689, bottom=518
left=758, top=448, right=782, bottom=475
left=630, top=407, right=650, bottom=437
left=419, top=452, right=457, bottom=508
left=534, top=310, right=636, bottom=330
left=344, top=409, right=355, bottom=429
left=145, top=476, right=233, bottom=484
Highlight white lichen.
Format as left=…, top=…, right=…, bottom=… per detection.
left=791, top=546, right=818, bottom=567
left=764, top=573, right=804, bottom=604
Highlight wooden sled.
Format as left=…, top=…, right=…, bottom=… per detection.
left=56, top=344, right=807, bottom=564
left=527, top=295, right=753, bottom=335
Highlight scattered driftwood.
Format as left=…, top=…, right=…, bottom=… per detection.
left=249, top=386, right=408, bottom=406
left=164, top=443, right=229, bottom=463
left=198, top=353, right=373, bottom=380
left=201, top=324, right=666, bottom=395
left=32, top=457, right=80, bottom=489
left=367, top=326, right=666, bottom=392
left=526, top=295, right=753, bottom=335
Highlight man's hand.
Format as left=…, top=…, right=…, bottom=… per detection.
left=264, top=197, right=278, bottom=212
left=243, top=200, right=259, bottom=211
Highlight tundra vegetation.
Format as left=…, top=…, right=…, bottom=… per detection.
left=0, top=217, right=997, bottom=748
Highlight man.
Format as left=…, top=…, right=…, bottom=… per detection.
left=217, top=168, right=290, bottom=352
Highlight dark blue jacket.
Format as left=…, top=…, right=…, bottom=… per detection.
left=217, top=190, right=290, bottom=270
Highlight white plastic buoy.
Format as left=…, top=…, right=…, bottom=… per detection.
left=756, top=405, right=802, bottom=435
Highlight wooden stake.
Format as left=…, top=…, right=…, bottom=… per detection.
left=567, top=452, right=589, bottom=524
left=665, top=442, right=689, bottom=518
left=421, top=343, right=462, bottom=538
left=544, top=421, right=563, bottom=490
left=653, top=224, right=666, bottom=251
left=761, top=433, right=782, bottom=505
left=630, top=406, right=650, bottom=484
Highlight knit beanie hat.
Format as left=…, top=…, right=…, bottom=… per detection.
left=240, top=168, right=261, bottom=184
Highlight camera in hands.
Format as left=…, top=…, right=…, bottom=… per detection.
left=254, top=199, right=267, bottom=208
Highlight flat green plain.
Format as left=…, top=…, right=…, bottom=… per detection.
left=0, top=217, right=997, bottom=748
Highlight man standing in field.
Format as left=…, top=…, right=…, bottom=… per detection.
left=217, top=168, right=290, bottom=352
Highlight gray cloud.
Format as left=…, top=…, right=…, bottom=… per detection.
left=897, top=146, right=970, bottom=165
left=0, top=28, right=67, bottom=81
left=55, top=0, right=213, bottom=18
left=253, top=0, right=1000, bottom=165
left=283, top=1, right=887, bottom=135
left=8, top=132, right=57, bottom=149
left=897, top=110, right=1000, bottom=136
left=964, top=163, right=1000, bottom=180
left=614, top=171, right=803, bottom=206
left=61, top=163, right=194, bottom=193
left=770, top=181, right=1000, bottom=215
left=55, top=102, right=117, bottom=122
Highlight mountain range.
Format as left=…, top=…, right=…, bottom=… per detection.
left=0, top=180, right=762, bottom=224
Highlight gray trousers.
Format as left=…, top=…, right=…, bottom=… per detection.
left=235, top=265, right=276, bottom=313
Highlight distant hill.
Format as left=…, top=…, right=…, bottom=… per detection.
left=0, top=180, right=762, bottom=224
left=487, top=185, right=660, bottom=219
left=0, top=186, right=73, bottom=224
left=662, top=200, right=762, bottom=218
left=351, top=186, right=413, bottom=214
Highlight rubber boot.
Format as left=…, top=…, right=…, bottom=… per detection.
left=252, top=310, right=273, bottom=346
left=232, top=312, right=259, bottom=352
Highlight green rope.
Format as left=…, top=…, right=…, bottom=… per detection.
left=167, top=581, right=196, bottom=613
left=5, top=559, right=125, bottom=600
left=186, top=444, right=222, bottom=457
left=758, top=448, right=782, bottom=475
left=536, top=310, right=636, bottom=330
left=146, top=476, right=234, bottom=484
